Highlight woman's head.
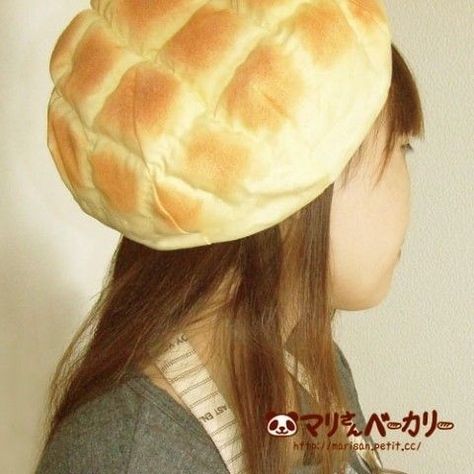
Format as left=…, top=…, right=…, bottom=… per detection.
left=281, top=45, right=424, bottom=312
left=40, top=43, right=424, bottom=474
left=328, top=45, right=424, bottom=310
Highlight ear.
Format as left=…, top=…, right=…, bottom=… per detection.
left=287, top=411, right=299, bottom=422
left=265, top=411, right=277, bottom=423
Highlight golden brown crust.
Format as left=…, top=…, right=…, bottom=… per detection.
left=47, top=0, right=392, bottom=250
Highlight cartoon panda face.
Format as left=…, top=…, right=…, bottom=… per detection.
left=266, top=412, right=298, bottom=437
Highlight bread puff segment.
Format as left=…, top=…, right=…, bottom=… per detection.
left=47, top=0, right=392, bottom=250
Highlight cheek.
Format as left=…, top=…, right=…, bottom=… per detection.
left=329, top=163, right=410, bottom=310
left=329, top=205, right=392, bottom=310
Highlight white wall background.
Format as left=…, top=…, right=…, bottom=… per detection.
left=0, top=1, right=472, bottom=473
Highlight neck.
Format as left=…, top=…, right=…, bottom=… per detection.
left=143, top=271, right=301, bottom=413
left=182, top=297, right=301, bottom=408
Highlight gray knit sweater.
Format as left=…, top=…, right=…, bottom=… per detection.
left=35, top=343, right=379, bottom=473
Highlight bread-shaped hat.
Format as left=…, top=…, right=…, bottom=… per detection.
left=47, top=0, right=392, bottom=250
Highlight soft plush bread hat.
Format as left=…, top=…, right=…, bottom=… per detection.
left=47, top=0, right=392, bottom=250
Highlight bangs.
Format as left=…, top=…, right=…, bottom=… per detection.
left=340, top=43, right=425, bottom=185
left=381, top=43, right=425, bottom=170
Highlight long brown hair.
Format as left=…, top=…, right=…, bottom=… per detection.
left=37, top=44, right=424, bottom=474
